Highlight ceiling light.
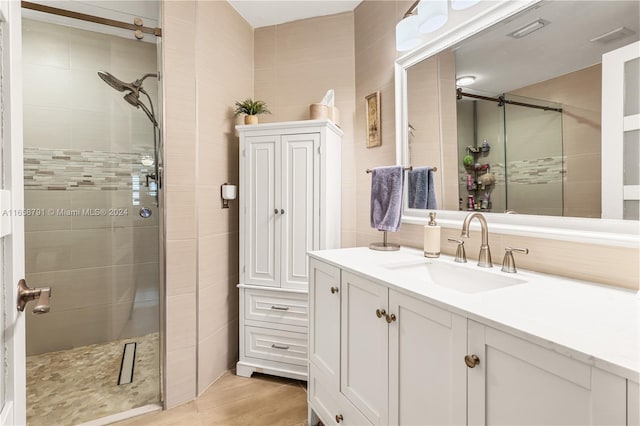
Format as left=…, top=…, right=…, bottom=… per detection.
left=418, top=0, right=448, bottom=34
left=451, top=0, right=480, bottom=10
left=590, top=26, right=635, bottom=44
left=509, top=19, right=550, bottom=39
left=396, top=14, right=423, bottom=52
left=456, top=76, right=476, bottom=86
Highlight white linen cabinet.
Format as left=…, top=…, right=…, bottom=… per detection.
left=236, top=120, right=342, bottom=380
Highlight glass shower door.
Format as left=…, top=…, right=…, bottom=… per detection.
left=22, top=18, right=161, bottom=425
left=503, top=94, right=564, bottom=216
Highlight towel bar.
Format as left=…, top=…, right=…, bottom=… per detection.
left=365, top=165, right=437, bottom=173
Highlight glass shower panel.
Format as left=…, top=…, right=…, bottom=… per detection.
left=22, top=18, right=161, bottom=425
left=503, top=94, right=563, bottom=216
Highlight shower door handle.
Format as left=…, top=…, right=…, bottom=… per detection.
left=17, top=279, right=51, bottom=314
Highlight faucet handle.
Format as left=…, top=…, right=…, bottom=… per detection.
left=448, top=238, right=467, bottom=263
left=501, top=247, right=529, bottom=273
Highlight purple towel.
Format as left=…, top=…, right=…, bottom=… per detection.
left=370, top=166, right=404, bottom=232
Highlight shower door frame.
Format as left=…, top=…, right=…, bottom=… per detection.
left=1, top=0, right=27, bottom=424
left=19, top=0, right=166, bottom=421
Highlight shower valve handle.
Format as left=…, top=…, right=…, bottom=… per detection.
left=17, top=279, right=51, bottom=314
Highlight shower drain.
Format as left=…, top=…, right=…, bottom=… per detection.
left=118, top=342, right=137, bottom=385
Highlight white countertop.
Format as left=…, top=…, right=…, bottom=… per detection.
left=309, top=246, right=640, bottom=381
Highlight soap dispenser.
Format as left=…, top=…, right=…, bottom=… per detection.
left=424, top=212, right=441, bottom=258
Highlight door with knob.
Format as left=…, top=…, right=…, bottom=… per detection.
left=388, top=289, right=466, bottom=426
left=340, top=272, right=388, bottom=425
left=467, top=320, right=626, bottom=425
left=309, top=259, right=341, bottom=387
left=0, top=2, right=28, bottom=424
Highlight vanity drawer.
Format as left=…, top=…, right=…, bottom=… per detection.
left=245, top=326, right=308, bottom=366
left=244, top=288, right=308, bottom=327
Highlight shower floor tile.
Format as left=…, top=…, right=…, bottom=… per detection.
left=26, top=333, right=160, bottom=426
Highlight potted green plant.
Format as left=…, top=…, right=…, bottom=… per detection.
left=234, top=98, right=271, bottom=124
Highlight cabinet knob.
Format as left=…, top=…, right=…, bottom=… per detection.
left=375, top=308, right=386, bottom=318
left=281, top=209, right=285, bottom=214
left=330, top=286, right=339, bottom=294
left=385, top=313, right=397, bottom=323
left=274, top=209, right=279, bottom=214
left=465, top=354, right=480, bottom=368
left=335, top=414, right=344, bottom=423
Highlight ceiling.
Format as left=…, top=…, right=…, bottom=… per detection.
left=453, top=0, right=640, bottom=95
left=228, top=0, right=362, bottom=28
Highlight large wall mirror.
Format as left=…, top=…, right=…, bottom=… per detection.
left=396, top=0, right=639, bottom=246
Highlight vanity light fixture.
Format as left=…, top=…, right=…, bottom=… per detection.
left=451, top=0, right=480, bottom=10
left=418, top=0, right=448, bottom=34
left=508, top=19, right=550, bottom=39
left=456, top=75, right=476, bottom=86
left=396, top=13, right=423, bottom=52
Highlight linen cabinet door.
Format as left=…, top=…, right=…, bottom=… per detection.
left=340, top=272, right=388, bottom=425
left=467, top=321, right=626, bottom=426
left=281, top=133, right=319, bottom=290
left=309, top=259, right=341, bottom=387
left=388, top=290, right=467, bottom=426
left=244, top=135, right=281, bottom=287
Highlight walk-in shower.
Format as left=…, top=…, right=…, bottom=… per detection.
left=22, top=13, right=163, bottom=425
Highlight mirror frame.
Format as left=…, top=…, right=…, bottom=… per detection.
left=395, top=0, right=639, bottom=248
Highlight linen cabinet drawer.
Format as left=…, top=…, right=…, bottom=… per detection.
left=244, top=326, right=308, bottom=366
left=244, top=289, right=308, bottom=327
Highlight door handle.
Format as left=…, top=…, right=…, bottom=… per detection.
left=17, top=279, right=51, bottom=314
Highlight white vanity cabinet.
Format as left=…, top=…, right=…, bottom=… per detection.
left=467, top=320, right=627, bottom=425
left=236, top=120, right=342, bottom=380
left=309, top=262, right=467, bottom=425
left=308, top=254, right=633, bottom=426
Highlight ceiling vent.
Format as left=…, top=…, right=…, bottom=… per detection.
left=590, top=26, right=635, bottom=44
left=508, top=19, right=550, bottom=39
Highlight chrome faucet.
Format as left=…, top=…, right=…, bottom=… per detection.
left=460, top=212, right=492, bottom=268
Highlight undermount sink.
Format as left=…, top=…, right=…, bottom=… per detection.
left=383, top=259, right=527, bottom=294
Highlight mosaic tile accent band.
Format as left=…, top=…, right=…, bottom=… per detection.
left=24, top=147, right=153, bottom=191
left=459, top=156, right=564, bottom=186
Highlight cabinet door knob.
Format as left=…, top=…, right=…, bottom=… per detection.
left=385, top=313, right=396, bottom=323
left=335, top=414, right=344, bottom=423
left=330, top=286, right=339, bottom=294
left=465, top=354, right=480, bottom=368
left=274, top=209, right=279, bottom=214
left=280, top=209, right=285, bottom=214
left=375, top=308, right=386, bottom=318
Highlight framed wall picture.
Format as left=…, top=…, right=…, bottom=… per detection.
left=365, top=91, right=381, bottom=148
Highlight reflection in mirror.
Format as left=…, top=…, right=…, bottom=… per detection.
left=403, top=0, right=640, bottom=220
left=457, top=91, right=564, bottom=216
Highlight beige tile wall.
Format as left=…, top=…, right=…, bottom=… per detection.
left=254, top=13, right=357, bottom=247
left=353, top=0, right=639, bottom=291
left=162, top=0, right=253, bottom=408
left=194, top=0, right=252, bottom=396
left=162, top=0, right=198, bottom=408
left=22, top=20, right=160, bottom=356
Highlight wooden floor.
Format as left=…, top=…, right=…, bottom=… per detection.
left=115, top=372, right=308, bottom=426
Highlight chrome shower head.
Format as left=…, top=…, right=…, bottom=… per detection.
left=124, top=91, right=139, bottom=107
left=98, top=71, right=159, bottom=126
left=97, top=71, right=131, bottom=92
